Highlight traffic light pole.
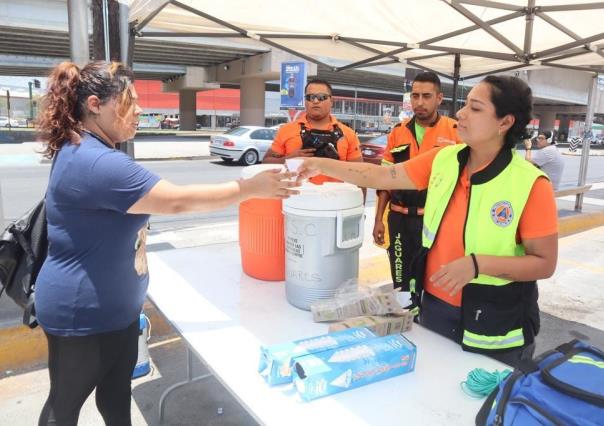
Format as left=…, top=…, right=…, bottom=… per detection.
left=28, top=82, right=34, bottom=121
left=6, top=90, right=11, bottom=131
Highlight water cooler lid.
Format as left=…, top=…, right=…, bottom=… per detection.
left=240, top=164, right=284, bottom=179
left=283, top=182, right=363, bottom=212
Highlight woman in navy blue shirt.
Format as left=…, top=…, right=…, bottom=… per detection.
left=35, top=61, right=296, bottom=426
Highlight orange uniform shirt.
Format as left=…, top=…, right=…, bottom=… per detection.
left=382, top=115, right=461, bottom=165
left=270, top=113, right=362, bottom=184
left=403, top=148, right=558, bottom=307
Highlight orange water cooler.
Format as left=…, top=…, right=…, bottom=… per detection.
left=239, top=165, right=285, bottom=281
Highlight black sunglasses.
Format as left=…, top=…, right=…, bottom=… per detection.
left=304, top=93, right=331, bottom=102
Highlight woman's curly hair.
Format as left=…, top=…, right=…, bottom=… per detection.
left=37, top=61, right=135, bottom=158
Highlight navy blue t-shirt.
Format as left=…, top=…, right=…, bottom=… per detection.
left=36, top=132, right=160, bottom=336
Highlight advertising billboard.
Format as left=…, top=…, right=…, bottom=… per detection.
left=280, top=61, right=307, bottom=110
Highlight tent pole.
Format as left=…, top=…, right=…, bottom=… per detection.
left=134, top=0, right=172, bottom=32
left=353, top=88, right=357, bottom=132
left=576, top=74, right=600, bottom=211
left=450, top=54, right=461, bottom=117
left=523, top=0, right=535, bottom=58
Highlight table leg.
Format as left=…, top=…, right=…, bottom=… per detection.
left=158, top=346, right=212, bottom=424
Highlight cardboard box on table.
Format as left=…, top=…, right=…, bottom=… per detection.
left=293, top=334, right=417, bottom=401
left=258, top=327, right=376, bottom=386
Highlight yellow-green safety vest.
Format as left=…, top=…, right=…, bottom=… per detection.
left=422, top=144, right=547, bottom=352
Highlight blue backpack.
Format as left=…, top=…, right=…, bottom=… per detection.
left=476, top=340, right=604, bottom=426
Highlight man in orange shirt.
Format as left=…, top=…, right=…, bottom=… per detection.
left=263, top=79, right=363, bottom=185
left=373, top=72, right=460, bottom=300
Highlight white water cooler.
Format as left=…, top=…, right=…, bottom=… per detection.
left=283, top=182, right=364, bottom=310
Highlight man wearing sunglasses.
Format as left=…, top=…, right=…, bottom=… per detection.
left=373, top=72, right=461, bottom=309
left=263, top=79, right=363, bottom=185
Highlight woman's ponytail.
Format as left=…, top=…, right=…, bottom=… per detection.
left=37, top=62, right=82, bottom=158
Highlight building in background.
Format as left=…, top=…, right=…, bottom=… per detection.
left=133, top=80, right=407, bottom=132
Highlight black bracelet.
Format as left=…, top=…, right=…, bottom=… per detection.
left=470, top=253, right=479, bottom=279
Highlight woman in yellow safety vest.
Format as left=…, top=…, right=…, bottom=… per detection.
left=296, top=75, right=558, bottom=366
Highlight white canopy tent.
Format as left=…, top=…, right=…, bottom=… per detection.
left=128, top=0, right=604, bottom=79
left=127, top=0, right=604, bottom=208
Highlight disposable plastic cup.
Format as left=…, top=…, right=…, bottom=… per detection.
left=285, top=158, right=304, bottom=173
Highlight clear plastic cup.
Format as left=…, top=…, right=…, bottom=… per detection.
left=285, top=157, right=304, bottom=174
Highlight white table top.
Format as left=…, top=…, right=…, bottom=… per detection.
left=147, top=242, right=506, bottom=426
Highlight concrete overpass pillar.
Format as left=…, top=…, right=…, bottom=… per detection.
left=179, top=90, right=197, bottom=131
left=240, top=77, right=265, bottom=126
left=538, top=110, right=557, bottom=131
left=558, top=116, right=570, bottom=140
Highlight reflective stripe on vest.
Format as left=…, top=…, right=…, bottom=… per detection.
left=390, top=145, right=409, bottom=154
left=422, top=223, right=436, bottom=244
left=381, top=145, right=406, bottom=166
left=462, top=328, right=525, bottom=350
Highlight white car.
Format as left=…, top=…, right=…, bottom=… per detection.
left=209, top=126, right=277, bottom=165
left=0, top=116, right=20, bottom=128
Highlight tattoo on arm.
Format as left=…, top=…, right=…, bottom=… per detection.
left=390, top=167, right=397, bottom=179
left=347, top=167, right=368, bottom=180
left=268, top=151, right=283, bottom=158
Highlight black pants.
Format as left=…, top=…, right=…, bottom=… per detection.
left=419, top=292, right=536, bottom=368
left=387, top=211, right=423, bottom=291
left=39, top=319, right=139, bottom=426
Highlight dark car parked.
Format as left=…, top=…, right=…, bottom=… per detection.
left=360, top=134, right=388, bottom=164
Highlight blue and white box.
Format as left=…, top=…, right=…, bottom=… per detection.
left=258, top=327, right=376, bottom=386
left=293, top=334, right=416, bottom=401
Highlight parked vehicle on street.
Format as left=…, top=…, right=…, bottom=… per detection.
left=137, top=113, right=162, bottom=129
left=209, top=126, right=277, bottom=165
left=0, top=116, right=20, bottom=128
left=360, top=134, right=388, bottom=164
left=160, top=117, right=180, bottom=129
left=269, top=123, right=286, bottom=131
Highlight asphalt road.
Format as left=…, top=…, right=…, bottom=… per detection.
left=1, top=152, right=603, bottom=229
left=0, top=157, right=380, bottom=230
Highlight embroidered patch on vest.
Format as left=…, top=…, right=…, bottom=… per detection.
left=490, top=201, right=514, bottom=227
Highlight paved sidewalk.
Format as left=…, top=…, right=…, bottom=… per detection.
left=0, top=140, right=213, bottom=165
left=0, top=338, right=256, bottom=426
left=561, top=147, right=604, bottom=156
